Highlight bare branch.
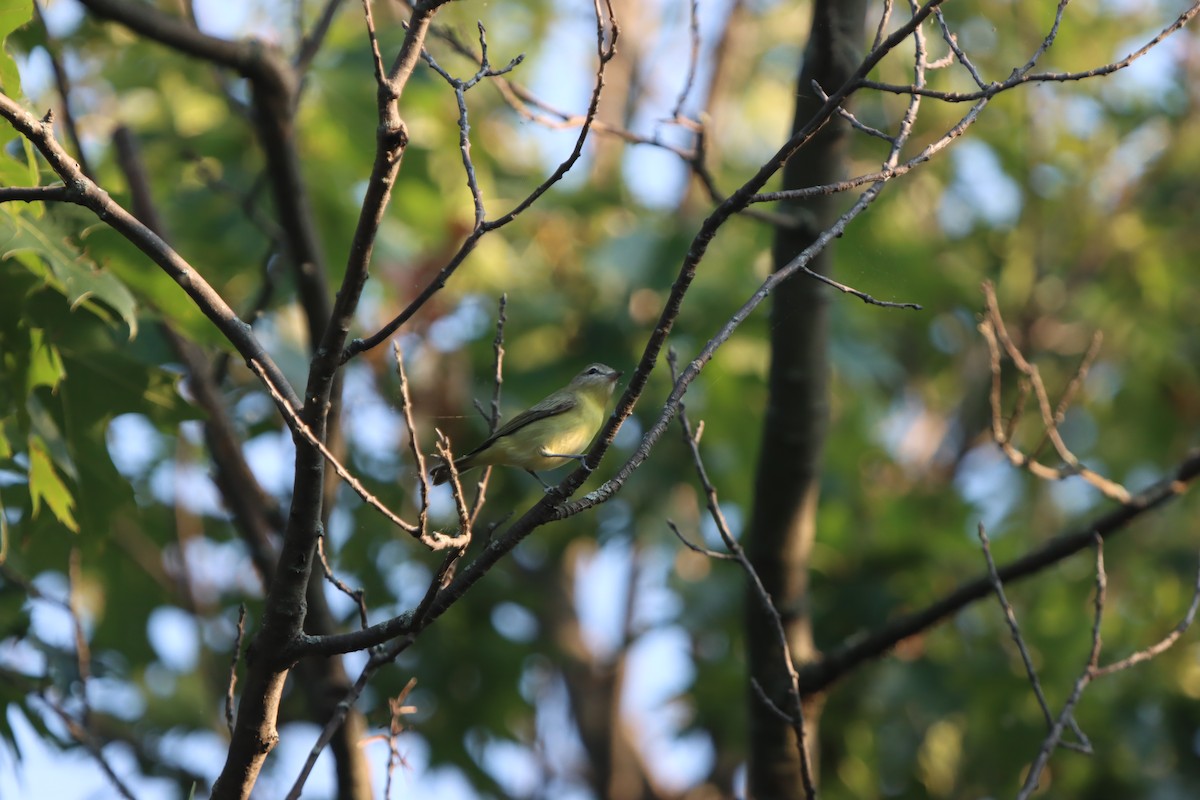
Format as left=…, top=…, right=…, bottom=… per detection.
left=665, top=350, right=818, bottom=798
left=1018, top=535, right=1106, bottom=799
left=870, top=0, right=894, bottom=51
left=669, top=0, right=702, bottom=120
left=0, top=94, right=302, bottom=414
left=1094, top=549, right=1200, bottom=676
left=245, top=359, right=478, bottom=548
left=980, top=281, right=1130, bottom=503
left=0, top=185, right=72, bottom=203
left=295, top=0, right=346, bottom=74
left=419, top=25, right=525, bottom=227
left=343, top=0, right=619, bottom=361
left=317, top=536, right=369, bottom=629
left=977, top=523, right=1090, bottom=753
left=860, top=2, right=1199, bottom=101
left=666, top=519, right=737, bottom=561
left=36, top=693, right=138, bottom=800
left=434, top=429, right=473, bottom=545
left=360, top=0, right=388, bottom=88
left=226, top=604, right=247, bottom=736
left=797, top=448, right=1200, bottom=696
left=393, top=342, right=431, bottom=539
left=932, top=7, right=987, bottom=88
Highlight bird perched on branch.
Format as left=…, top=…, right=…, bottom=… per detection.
left=430, top=363, right=622, bottom=487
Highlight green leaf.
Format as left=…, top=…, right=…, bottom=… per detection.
left=25, top=327, right=64, bottom=393
left=20, top=137, right=38, bottom=190
left=84, top=224, right=231, bottom=350
left=27, top=434, right=78, bottom=533
left=0, top=136, right=36, bottom=189
left=0, top=209, right=139, bottom=337
left=0, top=0, right=32, bottom=98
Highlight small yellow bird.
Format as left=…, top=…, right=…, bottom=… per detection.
left=430, top=363, right=622, bottom=486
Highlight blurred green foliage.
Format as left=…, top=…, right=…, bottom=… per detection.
left=1, top=0, right=1199, bottom=798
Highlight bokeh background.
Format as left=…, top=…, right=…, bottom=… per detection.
left=3, top=0, right=1200, bottom=797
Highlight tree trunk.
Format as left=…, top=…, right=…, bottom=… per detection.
left=745, top=2, right=866, bottom=797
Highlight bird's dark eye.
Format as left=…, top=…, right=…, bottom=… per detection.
left=587, top=367, right=600, bottom=375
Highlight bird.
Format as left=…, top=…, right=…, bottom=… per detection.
left=429, top=363, right=622, bottom=487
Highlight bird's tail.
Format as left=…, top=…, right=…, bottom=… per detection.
left=429, top=463, right=451, bottom=485
left=429, top=458, right=470, bottom=486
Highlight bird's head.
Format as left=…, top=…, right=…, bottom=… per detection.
left=569, top=363, right=622, bottom=397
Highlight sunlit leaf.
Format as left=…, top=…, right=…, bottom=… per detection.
left=27, top=434, right=78, bottom=533
left=0, top=210, right=138, bottom=337
left=0, top=0, right=32, bottom=97
left=24, top=327, right=63, bottom=393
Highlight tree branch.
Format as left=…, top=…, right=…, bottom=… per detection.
left=797, top=448, right=1200, bottom=696
left=0, top=94, right=301, bottom=414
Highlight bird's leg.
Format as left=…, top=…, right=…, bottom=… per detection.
left=539, top=449, right=592, bottom=470
left=525, top=470, right=555, bottom=491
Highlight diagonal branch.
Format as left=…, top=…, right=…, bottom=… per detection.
left=797, top=447, right=1200, bottom=696
left=860, top=2, right=1200, bottom=101
left=0, top=94, right=301, bottom=413
left=666, top=350, right=818, bottom=799
left=342, top=0, right=618, bottom=362
left=287, top=0, right=957, bottom=664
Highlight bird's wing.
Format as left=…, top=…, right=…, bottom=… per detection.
left=466, top=391, right=577, bottom=455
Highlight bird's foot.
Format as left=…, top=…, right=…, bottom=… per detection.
left=525, top=470, right=556, bottom=492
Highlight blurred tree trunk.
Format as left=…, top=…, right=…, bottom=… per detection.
left=550, top=543, right=663, bottom=800
left=745, top=2, right=865, bottom=797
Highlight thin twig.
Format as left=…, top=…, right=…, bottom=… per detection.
left=393, top=342, right=431, bottom=539
left=669, top=0, right=702, bottom=120
left=33, top=1, right=95, bottom=179
left=420, top=25, right=524, bottom=227
left=467, top=294, right=508, bottom=526
left=342, top=0, right=618, bottom=362
left=317, top=535, right=369, bottom=629
left=1018, top=534, right=1106, bottom=799
left=1029, top=330, right=1102, bottom=463
left=870, top=0, right=894, bottom=51
left=381, top=677, right=418, bottom=799
left=295, top=0, right=346, bottom=73
left=226, top=604, right=247, bottom=736
left=434, top=429, right=474, bottom=545
left=37, top=693, right=137, bottom=800
left=977, top=523, right=1090, bottom=753
left=932, top=8, right=988, bottom=88
left=812, top=80, right=894, bottom=143
left=980, top=282, right=1130, bottom=502
left=861, top=2, right=1198, bottom=102
left=665, top=350, right=818, bottom=799
left=250, top=358, right=475, bottom=549
left=666, top=519, right=737, bottom=561
left=1094, top=548, right=1200, bottom=676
